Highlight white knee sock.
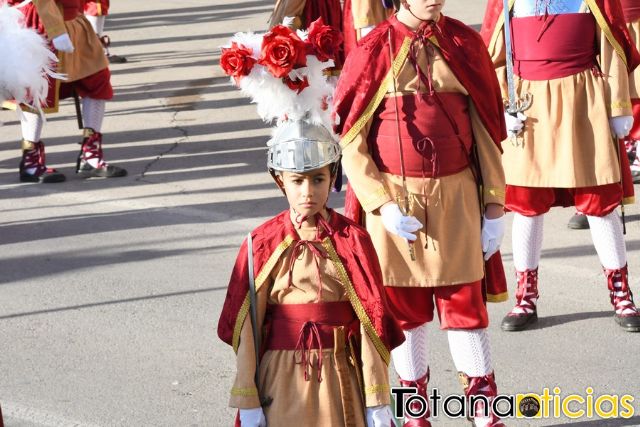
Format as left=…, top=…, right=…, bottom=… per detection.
left=81, top=98, right=106, bottom=132
left=85, top=14, right=105, bottom=35
left=587, top=211, right=627, bottom=270
left=512, top=213, right=544, bottom=271
left=447, top=328, right=492, bottom=377
left=392, top=323, right=429, bottom=381
left=20, top=111, right=44, bottom=142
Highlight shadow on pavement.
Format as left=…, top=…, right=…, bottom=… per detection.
left=534, top=311, right=614, bottom=330
left=0, top=285, right=229, bottom=319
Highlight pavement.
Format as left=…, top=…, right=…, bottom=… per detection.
left=0, top=1, right=639, bottom=426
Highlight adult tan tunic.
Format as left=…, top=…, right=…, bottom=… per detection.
left=270, top=0, right=389, bottom=32
left=488, top=6, right=632, bottom=190
left=628, top=20, right=640, bottom=99
left=33, top=0, right=107, bottom=82
left=229, top=225, right=390, bottom=427
left=341, top=35, right=506, bottom=288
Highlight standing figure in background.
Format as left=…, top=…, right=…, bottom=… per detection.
left=334, top=0, right=508, bottom=425
left=481, top=0, right=640, bottom=332
left=270, top=0, right=395, bottom=70
left=4, top=0, right=126, bottom=183
left=621, top=0, right=640, bottom=183
left=84, top=0, right=127, bottom=63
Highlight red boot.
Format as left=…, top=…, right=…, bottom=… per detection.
left=459, top=372, right=505, bottom=427
left=501, top=269, right=539, bottom=331
left=398, top=369, right=431, bottom=427
left=604, top=265, right=640, bottom=332
left=76, top=128, right=127, bottom=178
left=19, top=140, right=66, bottom=183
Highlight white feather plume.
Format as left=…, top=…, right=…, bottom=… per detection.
left=0, top=3, right=63, bottom=108
left=223, top=29, right=337, bottom=132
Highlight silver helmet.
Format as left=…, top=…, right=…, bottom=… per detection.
left=267, top=120, right=341, bottom=173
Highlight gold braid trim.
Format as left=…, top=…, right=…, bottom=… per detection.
left=232, top=295, right=251, bottom=353
left=486, top=291, right=509, bottom=303
left=340, top=36, right=412, bottom=149
left=365, top=384, right=390, bottom=395
left=232, top=235, right=295, bottom=352
left=321, top=238, right=391, bottom=365
left=586, top=0, right=628, bottom=70
left=488, top=0, right=516, bottom=54
left=231, top=387, right=258, bottom=397
left=623, top=196, right=635, bottom=205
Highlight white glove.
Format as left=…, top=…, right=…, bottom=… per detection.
left=380, top=203, right=423, bottom=241
left=366, top=405, right=395, bottom=427
left=360, top=25, right=375, bottom=37
left=504, top=111, right=527, bottom=137
left=609, top=115, right=634, bottom=139
left=239, top=408, right=266, bottom=427
left=52, top=33, right=74, bottom=53
left=481, top=215, right=504, bottom=261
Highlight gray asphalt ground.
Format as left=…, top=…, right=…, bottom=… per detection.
left=0, top=1, right=639, bottom=426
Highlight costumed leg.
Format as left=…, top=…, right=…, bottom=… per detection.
left=391, top=323, right=431, bottom=427
left=501, top=213, right=543, bottom=331
left=19, top=112, right=65, bottom=183
left=587, top=211, right=640, bottom=331
left=448, top=329, right=503, bottom=427
left=75, top=71, right=126, bottom=178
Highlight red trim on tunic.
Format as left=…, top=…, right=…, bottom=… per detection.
left=384, top=284, right=489, bottom=330
left=511, top=14, right=598, bottom=80
left=369, top=92, right=472, bottom=177
left=505, top=184, right=623, bottom=216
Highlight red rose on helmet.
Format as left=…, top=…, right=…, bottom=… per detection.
left=220, top=42, right=257, bottom=83
left=307, top=18, right=343, bottom=62
left=259, top=25, right=308, bottom=78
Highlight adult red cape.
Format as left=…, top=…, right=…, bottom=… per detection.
left=332, top=14, right=509, bottom=303
left=480, top=0, right=640, bottom=72
left=217, top=209, right=405, bottom=364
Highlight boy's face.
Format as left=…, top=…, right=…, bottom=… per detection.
left=278, top=166, right=333, bottom=219
left=404, top=0, right=445, bottom=21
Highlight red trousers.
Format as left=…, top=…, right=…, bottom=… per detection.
left=385, top=283, right=489, bottom=330
left=505, top=184, right=623, bottom=217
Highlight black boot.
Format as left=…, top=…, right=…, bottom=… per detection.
left=19, top=140, right=66, bottom=183
left=76, top=129, right=127, bottom=178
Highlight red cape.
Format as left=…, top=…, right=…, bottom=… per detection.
left=334, top=14, right=507, bottom=149
left=480, top=0, right=640, bottom=72
left=217, top=209, right=405, bottom=362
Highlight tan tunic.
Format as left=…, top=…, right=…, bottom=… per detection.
left=33, top=0, right=107, bottom=82
left=489, top=9, right=631, bottom=188
left=229, top=225, right=390, bottom=426
left=341, top=35, right=506, bottom=287
left=270, top=0, right=390, bottom=34
left=350, top=0, right=392, bottom=32
left=628, top=21, right=640, bottom=99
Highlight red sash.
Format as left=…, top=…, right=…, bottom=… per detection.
left=512, top=14, right=597, bottom=80
left=264, top=301, right=359, bottom=351
left=368, top=92, right=472, bottom=178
